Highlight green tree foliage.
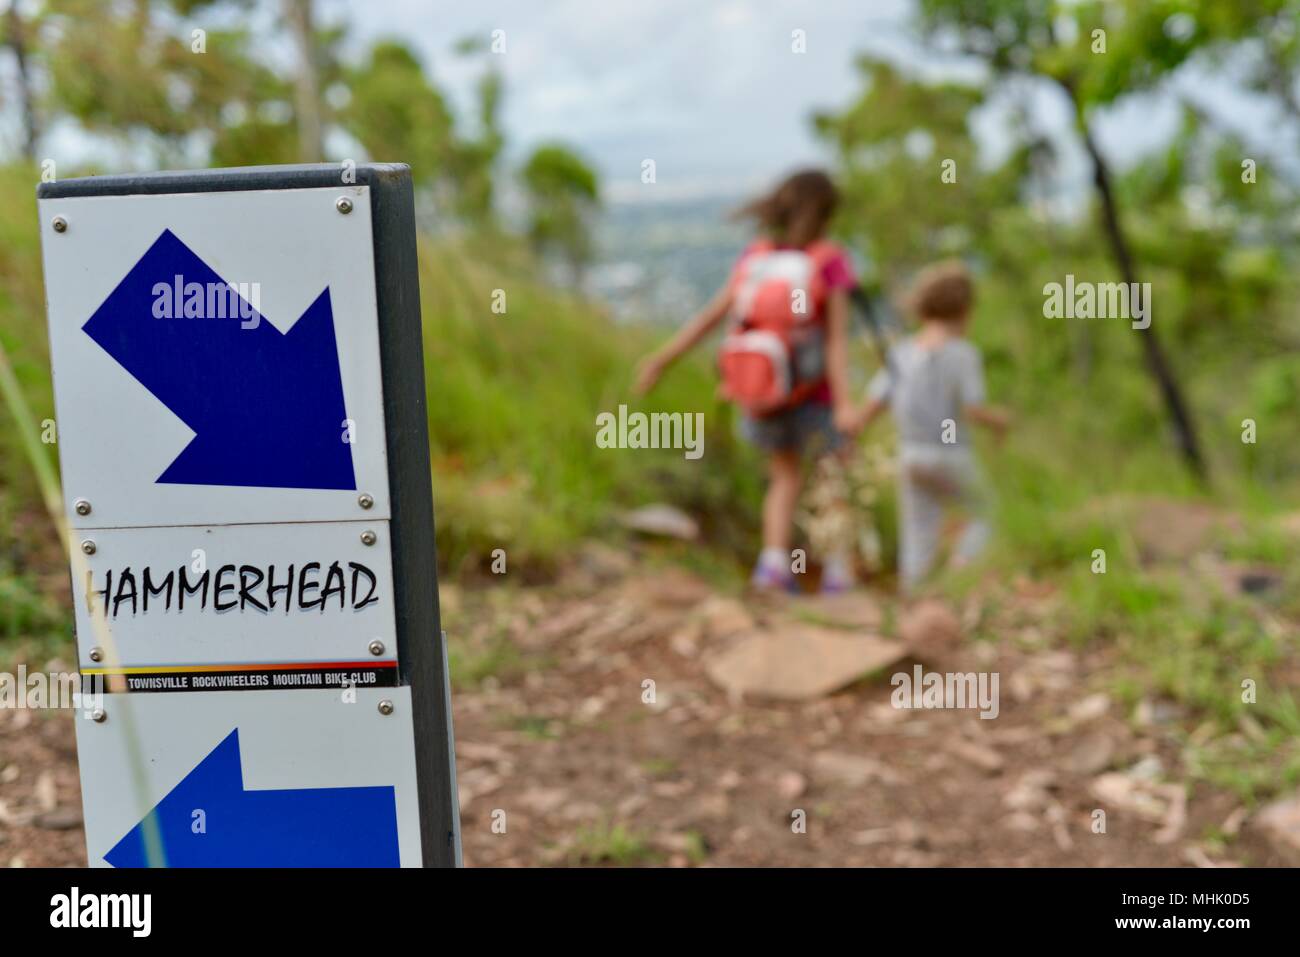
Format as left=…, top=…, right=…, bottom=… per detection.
left=520, top=143, right=600, bottom=286
left=824, top=0, right=1300, bottom=479
left=41, top=0, right=275, bottom=163
left=338, top=37, right=512, bottom=227
left=340, top=40, right=457, bottom=187
left=445, top=36, right=506, bottom=223
left=6, top=3, right=515, bottom=228
left=813, top=60, right=1004, bottom=277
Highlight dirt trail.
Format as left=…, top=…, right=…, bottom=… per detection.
left=446, top=557, right=1287, bottom=867
left=2, top=536, right=1292, bottom=867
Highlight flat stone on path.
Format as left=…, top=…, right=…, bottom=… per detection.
left=945, top=738, right=1004, bottom=774
left=812, top=750, right=904, bottom=787
left=619, top=504, right=699, bottom=540
left=1253, top=794, right=1300, bottom=861
left=705, top=625, right=906, bottom=701
left=1063, top=732, right=1116, bottom=776
left=694, top=596, right=756, bottom=641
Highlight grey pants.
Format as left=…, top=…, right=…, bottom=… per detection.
left=897, top=445, right=990, bottom=591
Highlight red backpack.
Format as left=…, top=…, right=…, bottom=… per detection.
left=718, top=240, right=837, bottom=417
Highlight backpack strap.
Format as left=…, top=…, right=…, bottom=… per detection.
left=727, top=240, right=778, bottom=327
left=805, top=240, right=840, bottom=266
left=797, top=241, right=843, bottom=330
left=732, top=239, right=774, bottom=275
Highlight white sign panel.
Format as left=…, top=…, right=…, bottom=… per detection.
left=75, top=689, right=423, bottom=867
left=72, top=520, right=397, bottom=679
left=38, top=168, right=450, bottom=868
left=41, top=186, right=390, bottom=529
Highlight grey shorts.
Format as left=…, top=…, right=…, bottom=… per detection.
left=738, top=402, right=843, bottom=454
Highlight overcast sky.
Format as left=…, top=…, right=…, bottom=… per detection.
left=336, top=0, right=1292, bottom=205
left=341, top=0, right=916, bottom=200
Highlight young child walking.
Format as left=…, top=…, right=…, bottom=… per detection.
left=847, top=261, right=1009, bottom=592
left=635, top=169, right=859, bottom=592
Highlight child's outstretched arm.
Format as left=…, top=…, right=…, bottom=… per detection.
left=956, top=345, right=1010, bottom=441
left=846, top=396, right=887, bottom=435
left=841, top=345, right=893, bottom=436
left=965, top=403, right=1012, bottom=440
left=634, top=284, right=733, bottom=395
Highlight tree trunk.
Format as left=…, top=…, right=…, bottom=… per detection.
left=1065, top=88, right=1207, bottom=480
left=5, top=5, right=39, bottom=161
left=284, top=0, right=323, bottom=162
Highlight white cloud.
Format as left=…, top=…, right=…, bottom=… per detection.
left=342, top=0, right=897, bottom=195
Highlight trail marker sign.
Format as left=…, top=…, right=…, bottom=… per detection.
left=38, top=164, right=460, bottom=867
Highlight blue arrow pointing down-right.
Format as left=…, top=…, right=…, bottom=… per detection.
left=82, top=228, right=357, bottom=491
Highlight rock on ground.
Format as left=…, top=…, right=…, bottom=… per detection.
left=705, top=626, right=906, bottom=701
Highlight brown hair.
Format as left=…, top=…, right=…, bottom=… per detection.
left=734, top=169, right=839, bottom=248
left=908, top=260, right=973, bottom=322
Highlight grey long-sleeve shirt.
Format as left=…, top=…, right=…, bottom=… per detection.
left=867, top=337, right=986, bottom=449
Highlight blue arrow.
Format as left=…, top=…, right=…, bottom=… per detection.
left=104, top=729, right=400, bottom=867
left=83, top=228, right=356, bottom=490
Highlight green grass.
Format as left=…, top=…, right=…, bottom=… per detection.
left=446, top=629, right=531, bottom=692
left=1189, top=730, right=1300, bottom=803
left=509, top=715, right=561, bottom=741
left=929, top=364, right=1300, bottom=802
left=415, top=235, right=763, bottom=575
left=639, top=756, right=678, bottom=777
left=565, top=821, right=658, bottom=866
left=0, top=165, right=71, bottom=666
left=0, top=165, right=53, bottom=506
left=0, top=572, right=69, bottom=659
